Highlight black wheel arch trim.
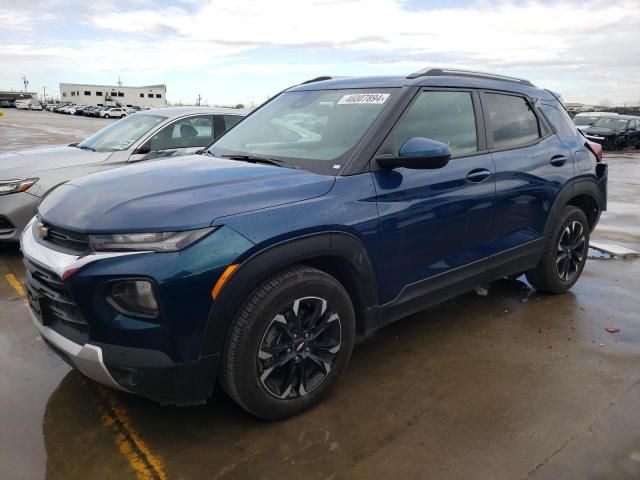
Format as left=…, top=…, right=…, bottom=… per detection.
left=543, top=176, right=606, bottom=238
left=200, top=231, right=380, bottom=357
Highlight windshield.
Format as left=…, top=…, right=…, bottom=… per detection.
left=574, top=116, right=598, bottom=126
left=591, top=117, right=628, bottom=130
left=208, top=89, right=395, bottom=173
left=78, top=114, right=166, bottom=152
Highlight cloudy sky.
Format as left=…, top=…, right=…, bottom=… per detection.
left=1, top=0, right=639, bottom=106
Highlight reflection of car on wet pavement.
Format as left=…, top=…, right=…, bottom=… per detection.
left=21, top=68, right=608, bottom=420
left=0, top=107, right=247, bottom=241
left=584, top=115, right=640, bottom=150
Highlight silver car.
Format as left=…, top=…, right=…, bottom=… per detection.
left=0, top=106, right=248, bottom=241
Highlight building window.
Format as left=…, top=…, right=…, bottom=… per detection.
left=77, top=91, right=79, bottom=96
left=155, top=94, right=162, bottom=98
left=62, top=93, right=67, bottom=97
left=117, top=92, right=124, bottom=97
left=70, top=91, right=75, bottom=96
left=84, top=91, right=91, bottom=96
left=96, top=91, right=103, bottom=96
left=111, top=92, right=117, bottom=97
left=140, top=93, right=144, bottom=98
left=148, top=93, right=153, bottom=98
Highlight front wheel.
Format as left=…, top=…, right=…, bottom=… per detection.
left=526, top=206, right=590, bottom=293
left=221, top=265, right=355, bottom=420
left=120, top=114, right=126, bottom=118
left=104, top=114, right=110, bottom=119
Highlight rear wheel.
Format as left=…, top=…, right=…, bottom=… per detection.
left=526, top=206, right=590, bottom=293
left=221, top=265, right=355, bottom=420
left=104, top=114, right=110, bottom=119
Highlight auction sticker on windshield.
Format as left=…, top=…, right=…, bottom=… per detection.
left=338, top=93, right=390, bottom=105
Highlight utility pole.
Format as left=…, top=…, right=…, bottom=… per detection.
left=117, top=76, right=123, bottom=87
left=42, top=86, right=46, bottom=103
left=22, top=76, right=29, bottom=92
left=197, top=94, right=202, bottom=106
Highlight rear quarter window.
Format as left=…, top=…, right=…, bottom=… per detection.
left=540, top=104, right=578, bottom=141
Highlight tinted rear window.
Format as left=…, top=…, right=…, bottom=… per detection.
left=485, top=93, right=540, bottom=149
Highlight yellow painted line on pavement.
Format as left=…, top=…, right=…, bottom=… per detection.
left=3, top=267, right=166, bottom=479
left=94, top=384, right=168, bottom=480
left=5, top=273, right=26, bottom=297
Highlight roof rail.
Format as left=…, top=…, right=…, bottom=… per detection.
left=407, top=68, right=535, bottom=87
left=300, top=76, right=335, bottom=84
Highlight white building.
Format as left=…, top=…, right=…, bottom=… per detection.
left=59, top=83, right=167, bottom=108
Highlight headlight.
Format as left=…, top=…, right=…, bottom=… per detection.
left=0, top=178, right=38, bottom=195
left=107, top=280, right=159, bottom=319
left=90, top=227, right=217, bottom=252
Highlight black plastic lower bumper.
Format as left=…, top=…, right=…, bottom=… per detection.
left=96, top=342, right=220, bottom=405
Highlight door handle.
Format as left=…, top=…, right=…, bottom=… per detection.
left=550, top=155, right=568, bottom=166
left=466, top=169, right=491, bottom=182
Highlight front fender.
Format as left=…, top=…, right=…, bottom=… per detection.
left=200, top=231, right=379, bottom=357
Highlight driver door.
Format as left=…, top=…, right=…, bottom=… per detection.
left=128, top=115, right=217, bottom=162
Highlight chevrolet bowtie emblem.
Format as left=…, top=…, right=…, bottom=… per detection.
left=37, top=223, right=49, bottom=239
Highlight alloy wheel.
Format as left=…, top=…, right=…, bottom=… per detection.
left=257, top=296, right=341, bottom=399
left=556, top=220, right=587, bottom=281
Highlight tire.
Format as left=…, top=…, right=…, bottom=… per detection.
left=526, top=206, right=590, bottom=293
left=104, top=114, right=110, bottom=119
left=121, top=114, right=126, bottom=118
left=221, top=265, right=355, bottom=420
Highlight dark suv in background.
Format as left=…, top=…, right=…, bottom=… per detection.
left=22, top=68, right=607, bottom=419
left=584, top=115, right=640, bottom=150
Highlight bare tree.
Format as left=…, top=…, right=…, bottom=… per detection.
left=598, top=98, right=613, bottom=109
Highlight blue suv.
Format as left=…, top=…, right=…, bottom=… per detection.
left=22, top=68, right=607, bottom=419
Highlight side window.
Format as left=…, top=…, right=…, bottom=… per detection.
left=485, top=93, right=540, bottom=149
left=628, top=120, right=637, bottom=131
left=148, top=116, right=215, bottom=151
left=540, top=104, right=577, bottom=141
left=394, top=91, right=478, bottom=156
left=223, top=115, right=243, bottom=131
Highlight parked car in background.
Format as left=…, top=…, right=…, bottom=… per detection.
left=30, top=104, right=43, bottom=111
left=0, top=100, right=13, bottom=109
left=20, top=69, right=607, bottom=419
left=100, top=107, right=128, bottom=119
left=583, top=115, right=640, bottom=150
left=15, top=102, right=31, bottom=110
left=0, top=107, right=247, bottom=241
left=573, top=112, right=618, bottom=131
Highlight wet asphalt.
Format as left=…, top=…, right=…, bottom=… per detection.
left=1, top=109, right=640, bottom=480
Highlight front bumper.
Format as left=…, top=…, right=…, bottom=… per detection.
left=0, top=192, right=40, bottom=242
left=584, top=134, right=622, bottom=150
left=29, top=309, right=128, bottom=392
left=20, top=217, right=252, bottom=404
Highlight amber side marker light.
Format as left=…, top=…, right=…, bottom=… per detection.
left=211, top=264, right=240, bottom=300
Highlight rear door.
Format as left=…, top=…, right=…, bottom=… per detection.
left=483, top=92, right=575, bottom=254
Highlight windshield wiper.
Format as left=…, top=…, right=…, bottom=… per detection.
left=78, top=145, right=96, bottom=151
left=219, top=154, right=286, bottom=168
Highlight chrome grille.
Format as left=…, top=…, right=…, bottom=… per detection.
left=39, top=222, right=91, bottom=254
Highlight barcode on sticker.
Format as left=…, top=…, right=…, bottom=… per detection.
left=338, top=93, right=390, bottom=105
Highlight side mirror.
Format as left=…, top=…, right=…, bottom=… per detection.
left=377, top=137, right=451, bottom=170
left=133, top=145, right=151, bottom=155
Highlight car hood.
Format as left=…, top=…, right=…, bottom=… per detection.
left=38, top=155, right=336, bottom=233
left=584, top=128, right=620, bottom=136
left=0, top=145, right=112, bottom=179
